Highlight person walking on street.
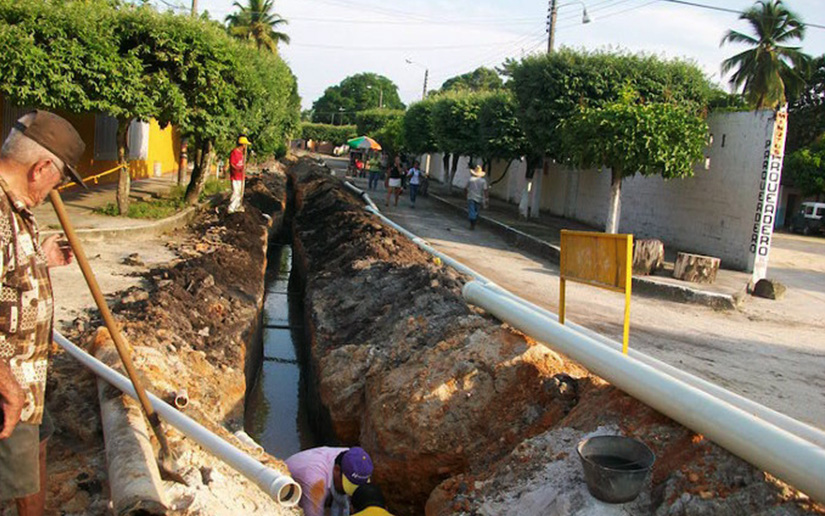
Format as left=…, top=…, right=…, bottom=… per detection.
left=465, top=164, right=489, bottom=230
left=385, top=156, right=404, bottom=207
left=406, top=160, right=423, bottom=208
left=0, top=110, right=86, bottom=516
left=286, top=446, right=374, bottom=516
left=228, top=135, right=250, bottom=214
left=351, top=484, right=395, bottom=516
left=368, top=156, right=382, bottom=191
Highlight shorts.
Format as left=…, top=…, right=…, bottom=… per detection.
left=388, top=178, right=401, bottom=188
left=0, top=410, right=53, bottom=500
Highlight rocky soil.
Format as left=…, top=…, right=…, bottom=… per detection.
left=1, top=165, right=300, bottom=516
left=289, top=158, right=823, bottom=516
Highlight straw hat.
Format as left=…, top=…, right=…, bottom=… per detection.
left=470, top=164, right=486, bottom=177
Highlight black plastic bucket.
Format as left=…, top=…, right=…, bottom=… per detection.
left=577, top=435, right=655, bottom=503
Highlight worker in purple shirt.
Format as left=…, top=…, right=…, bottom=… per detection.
left=285, top=446, right=374, bottom=516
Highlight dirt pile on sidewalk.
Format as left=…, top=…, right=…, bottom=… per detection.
left=9, top=169, right=302, bottom=515
left=289, top=158, right=822, bottom=516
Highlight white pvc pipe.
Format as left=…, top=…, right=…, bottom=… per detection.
left=361, top=202, right=825, bottom=450
left=53, top=332, right=302, bottom=507
left=463, top=282, right=825, bottom=502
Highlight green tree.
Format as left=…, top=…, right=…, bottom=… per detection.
left=312, top=73, right=404, bottom=125
left=477, top=90, right=530, bottom=183
left=506, top=49, right=714, bottom=162
left=403, top=99, right=438, bottom=155
left=373, top=116, right=404, bottom=158
left=355, top=108, right=404, bottom=137
left=558, top=90, right=708, bottom=233
left=225, top=0, right=289, bottom=54
left=300, top=122, right=357, bottom=144
left=787, top=55, right=825, bottom=152
left=721, top=0, right=810, bottom=109
left=785, top=139, right=825, bottom=199
left=430, top=91, right=487, bottom=191
left=440, top=67, right=503, bottom=93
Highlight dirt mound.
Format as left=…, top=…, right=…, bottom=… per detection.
left=288, top=158, right=823, bottom=516
left=27, top=170, right=300, bottom=515
left=290, top=160, right=591, bottom=513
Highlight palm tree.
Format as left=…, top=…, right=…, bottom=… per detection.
left=225, top=0, right=290, bottom=54
left=720, top=0, right=810, bottom=109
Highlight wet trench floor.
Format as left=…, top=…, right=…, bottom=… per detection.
left=244, top=244, right=319, bottom=459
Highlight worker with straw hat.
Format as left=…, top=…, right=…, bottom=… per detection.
left=466, top=164, right=489, bottom=230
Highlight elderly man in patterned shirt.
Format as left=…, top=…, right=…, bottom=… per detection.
left=0, top=111, right=86, bottom=515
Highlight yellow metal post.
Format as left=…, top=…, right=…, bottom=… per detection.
left=559, top=277, right=566, bottom=324
left=622, top=234, right=633, bottom=354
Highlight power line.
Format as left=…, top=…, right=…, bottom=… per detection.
left=660, top=0, right=825, bottom=30
left=290, top=34, right=540, bottom=52
left=556, top=0, right=659, bottom=31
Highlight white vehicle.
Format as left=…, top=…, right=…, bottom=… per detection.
left=789, top=201, right=825, bottom=235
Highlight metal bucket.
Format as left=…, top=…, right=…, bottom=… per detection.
left=577, top=435, right=655, bottom=503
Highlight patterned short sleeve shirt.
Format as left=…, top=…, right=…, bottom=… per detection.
left=0, top=176, right=54, bottom=426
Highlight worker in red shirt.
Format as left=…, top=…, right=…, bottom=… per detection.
left=228, top=135, right=250, bottom=213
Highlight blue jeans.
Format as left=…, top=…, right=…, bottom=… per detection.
left=368, top=171, right=381, bottom=190
left=468, top=199, right=481, bottom=221
left=409, top=184, right=419, bottom=204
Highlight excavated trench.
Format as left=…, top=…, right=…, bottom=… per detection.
left=266, top=157, right=821, bottom=516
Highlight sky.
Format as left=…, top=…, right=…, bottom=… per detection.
left=152, top=0, right=825, bottom=110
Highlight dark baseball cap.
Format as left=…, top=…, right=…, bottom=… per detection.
left=13, top=110, right=87, bottom=189
left=341, top=447, right=373, bottom=485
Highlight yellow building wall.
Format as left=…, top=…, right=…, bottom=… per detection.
left=146, top=119, right=180, bottom=176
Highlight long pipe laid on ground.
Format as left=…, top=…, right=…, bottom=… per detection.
left=53, top=332, right=302, bottom=507
left=463, top=281, right=825, bottom=502
left=356, top=191, right=825, bottom=450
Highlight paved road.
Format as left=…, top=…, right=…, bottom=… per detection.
left=336, top=166, right=825, bottom=430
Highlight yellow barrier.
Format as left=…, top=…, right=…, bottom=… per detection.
left=58, top=164, right=124, bottom=191
left=559, top=230, right=633, bottom=354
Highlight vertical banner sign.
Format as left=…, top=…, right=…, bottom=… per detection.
left=749, top=106, right=788, bottom=283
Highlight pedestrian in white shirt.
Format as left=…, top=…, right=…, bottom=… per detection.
left=406, top=160, right=423, bottom=208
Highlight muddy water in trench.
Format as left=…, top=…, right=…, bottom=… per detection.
left=245, top=243, right=319, bottom=458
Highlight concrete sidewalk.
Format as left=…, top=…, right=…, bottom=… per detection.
left=33, top=173, right=197, bottom=238
left=367, top=175, right=748, bottom=310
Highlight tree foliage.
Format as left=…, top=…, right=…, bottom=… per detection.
left=430, top=91, right=487, bottom=159
left=402, top=99, right=438, bottom=154
left=440, top=67, right=503, bottom=93
left=558, top=93, right=708, bottom=181
left=373, top=116, right=404, bottom=158
left=300, top=122, right=357, bottom=143
left=721, top=0, right=810, bottom=109
left=355, top=108, right=404, bottom=137
left=225, top=0, right=289, bottom=55
left=787, top=55, right=825, bottom=152
left=477, top=90, right=529, bottom=163
left=505, top=49, right=714, bottom=160
left=0, top=0, right=300, bottom=207
left=785, top=139, right=825, bottom=197
left=311, top=73, right=404, bottom=125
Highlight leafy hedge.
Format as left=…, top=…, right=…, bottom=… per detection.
left=355, top=108, right=404, bottom=137
left=505, top=49, right=715, bottom=160
left=403, top=100, right=438, bottom=154
left=300, top=122, right=357, bottom=144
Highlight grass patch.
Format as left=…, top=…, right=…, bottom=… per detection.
left=94, top=179, right=230, bottom=219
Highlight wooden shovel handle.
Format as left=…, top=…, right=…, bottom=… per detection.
left=48, top=190, right=171, bottom=455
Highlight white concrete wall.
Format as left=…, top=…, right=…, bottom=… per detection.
left=541, top=110, right=776, bottom=271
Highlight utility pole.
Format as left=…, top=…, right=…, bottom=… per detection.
left=547, top=0, right=557, bottom=53
left=379, top=89, right=383, bottom=109
left=422, top=69, right=428, bottom=100
left=191, top=0, right=197, bottom=17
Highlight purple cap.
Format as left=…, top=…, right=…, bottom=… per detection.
left=341, top=447, right=373, bottom=485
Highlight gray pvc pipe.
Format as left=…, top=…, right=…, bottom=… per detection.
left=463, top=281, right=825, bottom=502
left=53, top=332, right=302, bottom=507
left=360, top=201, right=825, bottom=451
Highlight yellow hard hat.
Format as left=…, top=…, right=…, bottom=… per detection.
left=238, top=136, right=251, bottom=146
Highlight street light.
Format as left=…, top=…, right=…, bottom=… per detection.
left=546, top=0, right=591, bottom=53
left=405, top=58, right=429, bottom=101
left=366, top=84, right=383, bottom=109
left=337, top=106, right=345, bottom=125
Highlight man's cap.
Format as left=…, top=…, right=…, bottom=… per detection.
left=351, top=484, right=387, bottom=512
left=341, top=447, right=373, bottom=486
left=13, top=110, right=87, bottom=189
left=238, top=135, right=251, bottom=145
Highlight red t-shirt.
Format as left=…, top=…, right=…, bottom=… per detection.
left=229, top=147, right=245, bottom=181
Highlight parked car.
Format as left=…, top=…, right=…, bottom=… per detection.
left=789, top=201, right=825, bottom=235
